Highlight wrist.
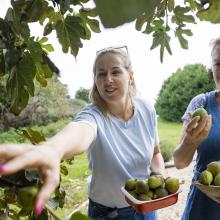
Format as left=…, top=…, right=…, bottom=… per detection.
left=182, top=135, right=199, bottom=150
left=38, top=141, right=64, bottom=161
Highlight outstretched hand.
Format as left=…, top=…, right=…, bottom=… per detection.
left=0, top=144, right=61, bottom=215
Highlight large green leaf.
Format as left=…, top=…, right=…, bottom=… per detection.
left=19, top=0, right=47, bottom=23
left=87, top=18, right=101, bottom=33
left=7, top=52, right=36, bottom=114
left=94, top=0, right=160, bottom=28
left=4, top=48, right=22, bottom=71
left=151, top=30, right=172, bottom=63
left=175, top=27, right=193, bottom=49
left=172, top=6, right=196, bottom=24
left=37, top=37, right=55, bottom=52
left=55, top=15, right=86, bottom=56
left=79, top=7, right=98, bottom=17
left=5, top=7, right=31, bottom=41
left=18, top=128, right=46, bottom=144
left=0, top=17, right=14, bottom=49
left=197, top=0, right=220, bottom=23
left=135, top=14, right=153, bottom=32
left=27, top=38, right=43, bottom=63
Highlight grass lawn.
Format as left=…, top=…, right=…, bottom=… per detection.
left=157, top=117, right=182, bottom=145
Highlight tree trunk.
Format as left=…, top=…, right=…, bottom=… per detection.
left=2, top=101, right=40, bottom=131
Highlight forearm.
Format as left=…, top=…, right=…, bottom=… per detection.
left=150, top=152, right=165, bottom=174
left=173, top=134, right=198, bottom=169
left=43, top=122, right=95, bottom=160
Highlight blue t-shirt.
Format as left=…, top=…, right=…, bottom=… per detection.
left=74, top=98, right=159, bottom=208
left=182, top=93, right=206, bottom=121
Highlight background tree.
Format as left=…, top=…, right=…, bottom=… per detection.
left=75, top=87, right=90, bottom=103
left=155, top=64, right=214, bottom=122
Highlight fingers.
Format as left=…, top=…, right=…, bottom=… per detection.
left=0, top=144, right=33, bottom=161
left=185, top=115, right=212, bottom=144
left=186, top=116, right=200, bottom=132
left=35, top=168, right=60, bottom=213
left=0, top=150, right=43, bottom=175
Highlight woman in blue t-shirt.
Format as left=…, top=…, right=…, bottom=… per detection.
left=173, top=38, right=220, bottom=220
left=0, top=46, right=164, bottom=219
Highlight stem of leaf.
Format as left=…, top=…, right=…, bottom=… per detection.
left=45, top=203, right=62, bottom=220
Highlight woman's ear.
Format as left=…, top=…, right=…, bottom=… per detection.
left=129, top=72, right=134, bottom=85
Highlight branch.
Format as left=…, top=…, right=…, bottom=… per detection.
left=45, top=203, right=62, bottom=220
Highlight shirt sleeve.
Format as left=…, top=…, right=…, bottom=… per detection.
left=74, top=105, right=98, bottom=135
left=182, top=93, right=206, bottom=122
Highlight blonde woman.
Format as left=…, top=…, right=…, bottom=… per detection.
left=0, top=46, right=164, bottom=220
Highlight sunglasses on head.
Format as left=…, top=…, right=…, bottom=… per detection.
left=96, top=45, right=128, bottom=56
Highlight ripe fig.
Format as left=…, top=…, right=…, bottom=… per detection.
left=165, top=177, right=180, bottom=194
left=192, top=107, right=208, bottom=118
left=125, top=178, right=137, bottom=191
left=199, top=170, right=213, bottom=185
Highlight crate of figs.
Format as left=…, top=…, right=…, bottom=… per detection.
left=121, top=172, right=181, bottom=213
left=195, top=161, right=220, bottom=203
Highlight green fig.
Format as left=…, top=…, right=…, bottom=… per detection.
left=125, top=178, right=137, bottom=191
left=207, top=161, right=220, bottom=176
left=192, top=107, right=208, bottom=118
left=17, top=186, right=38, bottom=210
left=135, top=180, right=149, bottom=194
left=148, top=176, right=164, bottom=189
left=199, top=170, right=213, bottom=185
left=165, top=178, right=180, bottom=194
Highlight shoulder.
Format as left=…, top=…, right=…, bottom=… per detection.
left=134, top=98, right=155, bottom=112
left=182, top=93, right=206, bottom=121
left=75, top=103, right=104, bottom=122
left=188, top=93, right=206, bottom=111
left=134, top=98, right=157, bottom=121
left=79, top=104, right=102, bottom=115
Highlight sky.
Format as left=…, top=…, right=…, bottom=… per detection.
left=1, top=1, right=220, bottom=105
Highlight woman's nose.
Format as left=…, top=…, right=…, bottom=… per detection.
left=105, top=73, right=113, bottom=82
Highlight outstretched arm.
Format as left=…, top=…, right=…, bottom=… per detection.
left=0, top=121, right=96, bottom=214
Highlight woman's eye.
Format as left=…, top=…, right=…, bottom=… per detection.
left=112, top=71, right=120, bottom=75
left=214, top=62, right=220, bottom=67
left=98, top=73, right=105, bottom=77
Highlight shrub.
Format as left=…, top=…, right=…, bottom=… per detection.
left=155, top=64, right=214, bottom=122
left=160, top=140, right=176, bottom=162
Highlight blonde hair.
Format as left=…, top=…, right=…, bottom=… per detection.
left=90, top=48, right=136, bottom=116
